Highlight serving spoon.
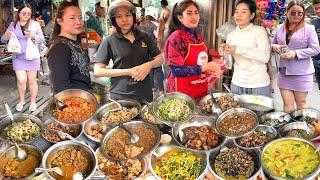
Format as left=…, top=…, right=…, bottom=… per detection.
left=119, top=123, right=139, bottom=143
left=35, top=167, right=64, bottom=176
left=54, top=97, right=67, bottom=110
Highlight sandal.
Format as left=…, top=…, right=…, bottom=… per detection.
left=16, top=103, right=25, bottom=112
left=29, top=103, right=37, bottom=112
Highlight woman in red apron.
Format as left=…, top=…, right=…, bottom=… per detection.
left=164, top=0, right=224, bottom=100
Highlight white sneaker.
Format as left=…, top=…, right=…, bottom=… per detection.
left=16, top=103, right=24, bottom=112
left=29, top=103, right=37, bottom=112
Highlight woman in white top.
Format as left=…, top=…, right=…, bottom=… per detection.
left=220, top=0, right=271, bottom=97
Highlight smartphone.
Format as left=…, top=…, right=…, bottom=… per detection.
left=280, top=46, right=290, bottom=54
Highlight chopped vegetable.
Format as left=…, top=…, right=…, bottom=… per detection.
left=154, top=149, right=202, bottom=180
left=4, top=119, right=41, bottom=142
left=156, top=99, right=192, bottom=122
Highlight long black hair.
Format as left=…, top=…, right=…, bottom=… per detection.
left=167, top=0, right=199, bottom=37
left=14, top=4, right=32, bottom=28
left=235, top=0, right=257, bottom=23
left=49, top=1, right=79, bottom=45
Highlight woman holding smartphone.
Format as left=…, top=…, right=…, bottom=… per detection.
left=1, top=4, right=44, bottom=112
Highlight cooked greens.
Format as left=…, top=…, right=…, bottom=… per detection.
left=4, top=119, right=41, bottom=142
left=156, top=99, right=192, bottom=122
left=154, top=149, right=202, bottom=180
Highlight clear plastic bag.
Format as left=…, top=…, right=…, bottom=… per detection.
left=216, top=20, right=236, bottom=41
left=25, top=38, right=40, bottom=60
left=7, top=32, right=22, bottom=53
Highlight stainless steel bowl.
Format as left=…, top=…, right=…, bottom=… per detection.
left=290, top=108, right=320, bottom=123
left=48, top=89, right=98, bottom=125
left=42, top=140, right=97, bottom=180
left=234, top=94, right=274, bottom=112
left=140, top=103, right=163, bottom=125
left=234, top=125, right=277, bottom=150
left=101, top=121, right=161, bottom=161
left=208, top=140, right=261, bottom=180
left=172, top=116, right=226, bottom=152
left=0, top=144, right=43, bottom=179
left=42, top=119, right=83, bottom=144
left=83, top=118, right=112, bottom=144
left=95, top=148, right=147, bottom=179
left=259, top=111, right=291, bottom=128
left=216, top=108, right=258, bottom=138
left=198, top=92, right=235, bottom=116
left=261, top=137, right=320, bottom=180
left=0, top=113, right=43, bottom=144
left=95, top=99, right=141, bottom=126
left=278, top=122, right=317, bottom=140
left=149, top=145, right=207, bottom=180
left=152, top=92, right=196, bottom=127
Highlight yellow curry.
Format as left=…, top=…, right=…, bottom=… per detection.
left=263, top=139, right=320, bottom=179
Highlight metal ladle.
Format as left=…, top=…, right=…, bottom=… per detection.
left=54, top=97, right=67, bottom=110
left=35, top=167, right=64, bottom=176
left=4, top=102, right=28, bottom=161
left=210, top=90, right=222, bottom=115
left=119, top=123, right=139, bottom=143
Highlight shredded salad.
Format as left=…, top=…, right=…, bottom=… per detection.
left=156, top=99, right=192, bottom=122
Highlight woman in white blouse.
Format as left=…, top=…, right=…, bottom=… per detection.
left=220, top=0, right=271, bottom=97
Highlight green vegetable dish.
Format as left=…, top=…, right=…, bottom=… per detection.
left=156, top=99, right=192, bottom=122
left=154, top=149, right=202, bottom=180
left=262, top=139, right=320, bottom=179
left=4, top=119, right=41, bottom=142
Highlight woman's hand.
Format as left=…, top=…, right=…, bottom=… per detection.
left=272, top=44, right=286, bottom=54
left=280, top=50, right=297, bottom=59
left=3, top=31, right=12, bottom=40
left=131, top=62, right=152, bottom=81
left=25, top=33, right=35, bottom=40
left=202, top=60, right=223, bottom=77
left=219, top=43, right=236, bottom=55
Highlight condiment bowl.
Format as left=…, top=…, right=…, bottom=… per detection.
left=149, top=145, right=207, bottom=180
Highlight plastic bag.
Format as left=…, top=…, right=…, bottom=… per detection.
left=7, top=32, right=22, bottom=53
left=216, top=20, right=236, bottom=41
left=25, top=38, right=40, bottom=60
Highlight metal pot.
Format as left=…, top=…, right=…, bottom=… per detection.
left=152, top=92, right=196, bottom=127
left=261, top=137, right=320, bottom=180
left=0, top=113, right=43, bottom=144
left=278, top=122, right=317, bottom=141
left=42, top=119, right=83, bottom=144
left=290, top=108, right=320, bottom=122
left=234, top=125, right=277, bottom=151
left=48, top=89, right=98, bottom=125
left=42, top=140, right=97, bottom=180
left=208, top=140, right=262, bottom=180
left=0, top=144, right=43, bottom=179
left=215, top=108, right=258, bottom=138
left=172, top=116, right=226, bottom=152
left=101, top=120, right=161, bottom=161
left=198, top=92, right=235, bottom=116
left=149, top=145, right=207, bottom=180
left=234, top=94, right=274, bottom=112
left=259, top=111, right=291, bottom=128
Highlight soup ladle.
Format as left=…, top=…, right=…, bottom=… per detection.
left=119, top=123, right=139, bottom=143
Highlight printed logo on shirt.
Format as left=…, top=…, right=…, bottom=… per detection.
left=197, top=51, right=208, bottom=65
left=141, top=41, right=148, bottom=48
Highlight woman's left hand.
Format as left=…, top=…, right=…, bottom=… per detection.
left=131, top=62, right=152, bottom=81
left=280, top=50, right=296, bottom=59
left=25, top=33, right=35, bottom=40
